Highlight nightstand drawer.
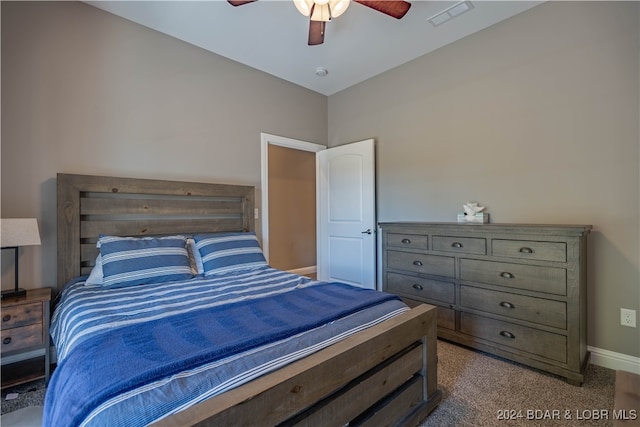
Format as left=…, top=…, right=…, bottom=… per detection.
left=492, top=239, right=567, bottom=262
left=460, top=259, right=566, bottom=295
left=387, top=272, right=455, bottom=304
left=386, top=233, right=429, bottom=250
left=1, top=323, right=44, bottom=353
left=1, top=303, right=42, bottom=329
left=388, top=250, right=455, bottom=278
left=460, top=285, right=566, bottom=329
left=460, top=312, right=567, bottom=363
left=432, top=236, right=486, bottom=255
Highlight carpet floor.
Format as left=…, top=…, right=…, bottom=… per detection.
left=419, top=340, right=615, bottom=426
left=1, top=339, right=617, bottom=426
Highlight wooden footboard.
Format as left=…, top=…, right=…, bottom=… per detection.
left=153, top=303, right=441, bottom=427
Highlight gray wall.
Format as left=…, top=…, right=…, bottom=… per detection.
left=328, top=1, right=639, bottom=357
left=1, top=1, right=327, bottom=291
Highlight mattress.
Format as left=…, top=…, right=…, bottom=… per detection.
left=44, top=268, right=408, bottom=427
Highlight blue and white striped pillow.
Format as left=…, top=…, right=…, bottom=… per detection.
left=99, top=235, right=193, bottom=288
left=194, top=232, right=267, bottom=276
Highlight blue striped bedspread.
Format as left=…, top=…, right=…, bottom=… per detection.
left=44, top=268, right=409, bottom=427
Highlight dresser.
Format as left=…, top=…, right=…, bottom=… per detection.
left=1, top=288, right=51, bottom=388
left=379, top=222, right=591, bottom=385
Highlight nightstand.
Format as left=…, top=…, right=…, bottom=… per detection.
left=1, top=287, right=51, bottom=389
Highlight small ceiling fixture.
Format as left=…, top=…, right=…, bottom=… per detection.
left=315, top=67, right=329, bottom=77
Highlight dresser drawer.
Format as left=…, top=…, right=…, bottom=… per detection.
left=492, top=239, right=567, bottom=262
left=386, top=233, right=429, bottom=250
left=432, top=236, right=486, bottom=255
left=388, top=250, right=455, bottom=278
left=1, top=303, right=42, bottom=329
left=387, top=272, right=455, bottom=304
left=460, top=259, right=566, bottom=295
left=460, top=285, right=566, bottom=329
left=1, top=323, right=44, bottom=353
left=460, top=312, right=567, bottom=363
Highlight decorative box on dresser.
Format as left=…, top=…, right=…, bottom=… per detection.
left=379, top=222, right=591, bottom=386
left=1, top=288, right=51, bottom=388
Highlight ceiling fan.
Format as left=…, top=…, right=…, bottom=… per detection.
left=228, top=0, right=411, bottom=46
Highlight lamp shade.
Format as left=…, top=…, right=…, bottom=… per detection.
left=1, top=218, right=41, bottom=247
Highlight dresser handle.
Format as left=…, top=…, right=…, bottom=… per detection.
left=2, top=315, right=10, bottom=322
left=451, top=242, right=463, bottom=248
left=499, top=331, right=515, bottom=339
left=499, top=301, right=515, bottom=309
left=519, top=247, right=534, bottom=254
left=401, top=238, right=411, bottom=244
left=413, top=260, right=423, bottom=267
left=412, top=284, right=423, bottom=291
left=3, top=337, right=11, bottom=345
left=500, top=272, right=514, bottom=279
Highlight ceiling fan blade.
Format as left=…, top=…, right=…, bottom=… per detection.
left=308, top=20, right=325, bottom=46
left=227, top=0, right=257, bottom=6
left=354, top=1, right=411, bottom=19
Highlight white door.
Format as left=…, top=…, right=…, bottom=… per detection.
left=317, top=139, right=376, bottom=289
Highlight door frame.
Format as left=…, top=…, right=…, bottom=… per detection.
left=260, top=133, right=325, bottom=263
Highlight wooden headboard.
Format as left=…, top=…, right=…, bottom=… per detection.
left=57, top=173, right=255, bottom=292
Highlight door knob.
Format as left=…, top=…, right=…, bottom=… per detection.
left=361, top=229, right=372, bottom=235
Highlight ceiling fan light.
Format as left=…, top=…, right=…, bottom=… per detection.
left=328, top=0, right=349, bottom=18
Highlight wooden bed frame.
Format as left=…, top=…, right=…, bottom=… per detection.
left=56, top=173, right=441, bottom=426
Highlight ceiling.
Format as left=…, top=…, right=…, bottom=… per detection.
left=86, top=0, right=544, bottom=96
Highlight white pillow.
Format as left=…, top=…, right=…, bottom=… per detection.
left=85, top=255, right=104, bottom=285
left=187, top=238, right=204, bottom=275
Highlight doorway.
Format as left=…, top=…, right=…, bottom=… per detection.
left=260, top=133, right=325, bottom=276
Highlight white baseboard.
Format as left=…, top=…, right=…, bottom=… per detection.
left=287, top=266, right=317, bottom=276
left=589, top=346, right=640, bottom=374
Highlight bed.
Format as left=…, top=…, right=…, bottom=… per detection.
left=48, top=173, right=441, bottom=426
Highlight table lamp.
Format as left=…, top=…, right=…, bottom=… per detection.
left=1, top=218, right=41, bottom=299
